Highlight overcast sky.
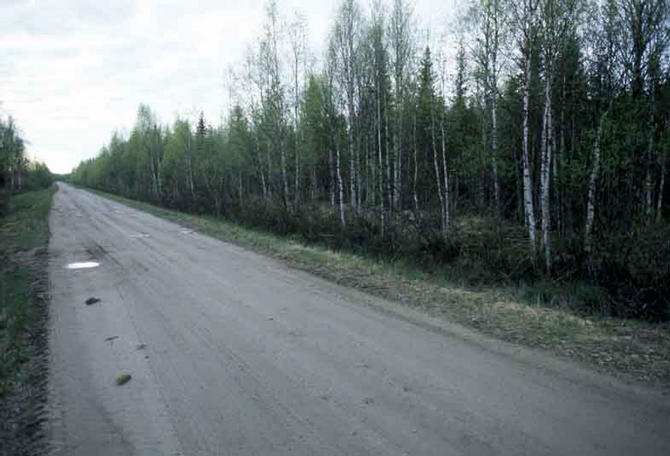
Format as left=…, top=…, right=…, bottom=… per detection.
left=2, top=0, right=457, bottom=174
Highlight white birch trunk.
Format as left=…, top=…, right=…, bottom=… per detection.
left=328, top=147, right=335, bottom=207
left=441, top=119, right=450, bottom=230
left=377, top=79, right=385, bottom=237
left=657, top=157, right=665, bottom=224
left=349, top=124, right=356, bottom=208
left=384, top=93, right=392, bottom=215
left=393, top=113, right=402, bottom=210
left=258, top=140, right=268, bottom=200
left=280, top=140, right=289, bottom=207
left=294, top=51, right=301, bottom=206
left=645, top=135, right=654, bottom=222
left=645, top=86, right=656, bottom=222
left=490, top=2, right=501, bottom=213
left=521, top=38, right=537, bottom=255
left=490, top=82, right=500, bottom=213
left=431, top=101, right=445, bottom=232
left=336, top=141, right=346, bottom=227
left=238, top=172, right=243, bottom=206
left=540, top=72, right=553, bottom=272
left=186, top=134, right=196, bottom=205
left=412, top=108, right=419, bottom=212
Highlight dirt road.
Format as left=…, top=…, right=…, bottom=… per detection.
left=46, top=183, right=670, bottom=455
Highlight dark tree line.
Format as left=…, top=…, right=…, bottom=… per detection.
left=72, top=0, right=670, bottom=320
left=1, top=116, right=53, bottom=215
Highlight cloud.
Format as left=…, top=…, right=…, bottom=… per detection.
left=2, top=0, right=453, bottom=174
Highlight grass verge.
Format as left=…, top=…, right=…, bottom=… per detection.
left=0, top=185, right=56, bottom=454
left=87, top=188, right=670, bottom=389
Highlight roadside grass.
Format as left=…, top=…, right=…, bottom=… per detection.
left=0, top=187, right=56, bottom=396
left=0, top=185, right=54, bottom=455
left=88, top=188, right=670, bottom=388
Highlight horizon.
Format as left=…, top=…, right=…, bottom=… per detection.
left=2, top=0, right=457, bottom=174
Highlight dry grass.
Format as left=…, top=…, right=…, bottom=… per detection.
left=0, top=185, right=55, bottom=454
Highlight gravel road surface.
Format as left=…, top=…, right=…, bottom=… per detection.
left=47, top=183, right=670, bottom=455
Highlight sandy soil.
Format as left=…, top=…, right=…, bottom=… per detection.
left=46, top=183, right=670, bottom=455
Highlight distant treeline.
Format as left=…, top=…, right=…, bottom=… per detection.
left=1, top=116, right=53, bottom=215
left=72, top=0, right=670, bottom=321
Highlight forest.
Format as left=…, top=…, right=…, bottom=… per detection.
left=71, top=0, right=670, bottom=321
left=0, top=116, right=53, bottom=215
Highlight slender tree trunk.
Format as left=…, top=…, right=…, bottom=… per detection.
left=294, top=141, right=300, bottom=205
left=377, top=79, right=385, bottom=237
left=490, top=5, right=500, bottom=214
left=149, top=156, right=159, bottom=200
left=384, top=95, right=392, bottom=216
left=328, top=147, right=335, bottom=206
left=441, top=119, right=450, bottom=230
left=540, top=67, right=553, bottom=272
left=557, top=74, right=566, bottom=234
left=491, top=87, right=500, bottom=213
left=259, top=143, right=268, bottom=200
left=365, top=129, right=377, bottom=207
left=186, top=135, right=196, bottom=207
left=152, top=131, right=163, bottom=200
left=348, top=109, right=357, bottom=209
left=356, top=134, right=362, bottom=208
left=238, top=172, right=243, bottom=207
left=657, top=157, right=666, bottom=223
left=479, top=103, right=487, bottom=210
left=393, top=107, right=402, bottom=210
left=431, top=101, right=445, bottom=232
left=311, top=167, right=317, bottom=202
left=521, top=38, right=537, bottom=255
left=552, top=137, right=559, bottom=230
left=645, top=132, right=654, bottom=223
left=585, top=111, right=606, bottom=256
left=412, top=108, right=419, bottom=212
left=280, top=141, right=289, bottom=208
left=336, top=140, right=346, bottom=227
left=259, top=171, right=267, bottom=201
left=294, top=62, right=301, bottom=207
left=645, top=79, right=656, bottom=223
left=266, top=141, right=273, bottom=199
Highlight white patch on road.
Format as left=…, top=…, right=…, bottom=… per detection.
left=65, top=262, right=100, bottom=269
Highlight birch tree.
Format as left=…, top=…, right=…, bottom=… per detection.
left=260, top=0, right=288, bottom=207
left=389, top=0, right=414, bottom=210
left=330, top=0, right=363, bottom=209
left=472, top=0, right=508, bottom=214
left=513, top=0, right=539, bottom=256
left=538, top=0, right=580, bottom=271
left=584, top=0, right=618, bottom=257
left=367, top=3, right=392, bottom=235
left=327, top=44, right=347, bottom=226
left=288, top=12, right=307, bottom=206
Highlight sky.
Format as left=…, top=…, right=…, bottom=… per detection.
left=1, top=0, right=457, bottom=174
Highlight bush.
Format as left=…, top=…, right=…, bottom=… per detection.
left=588, top=224, right=670, bottom=322
left=24, top=162, right=53, bottom=191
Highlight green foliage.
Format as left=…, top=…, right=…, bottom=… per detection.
left=0, top=186, right=54, bottom=396
left=23, top=162, right=54, bottom=191
left=0, top=116, right=53, bottom=216
left=70, top=0, right=670, bottom=321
